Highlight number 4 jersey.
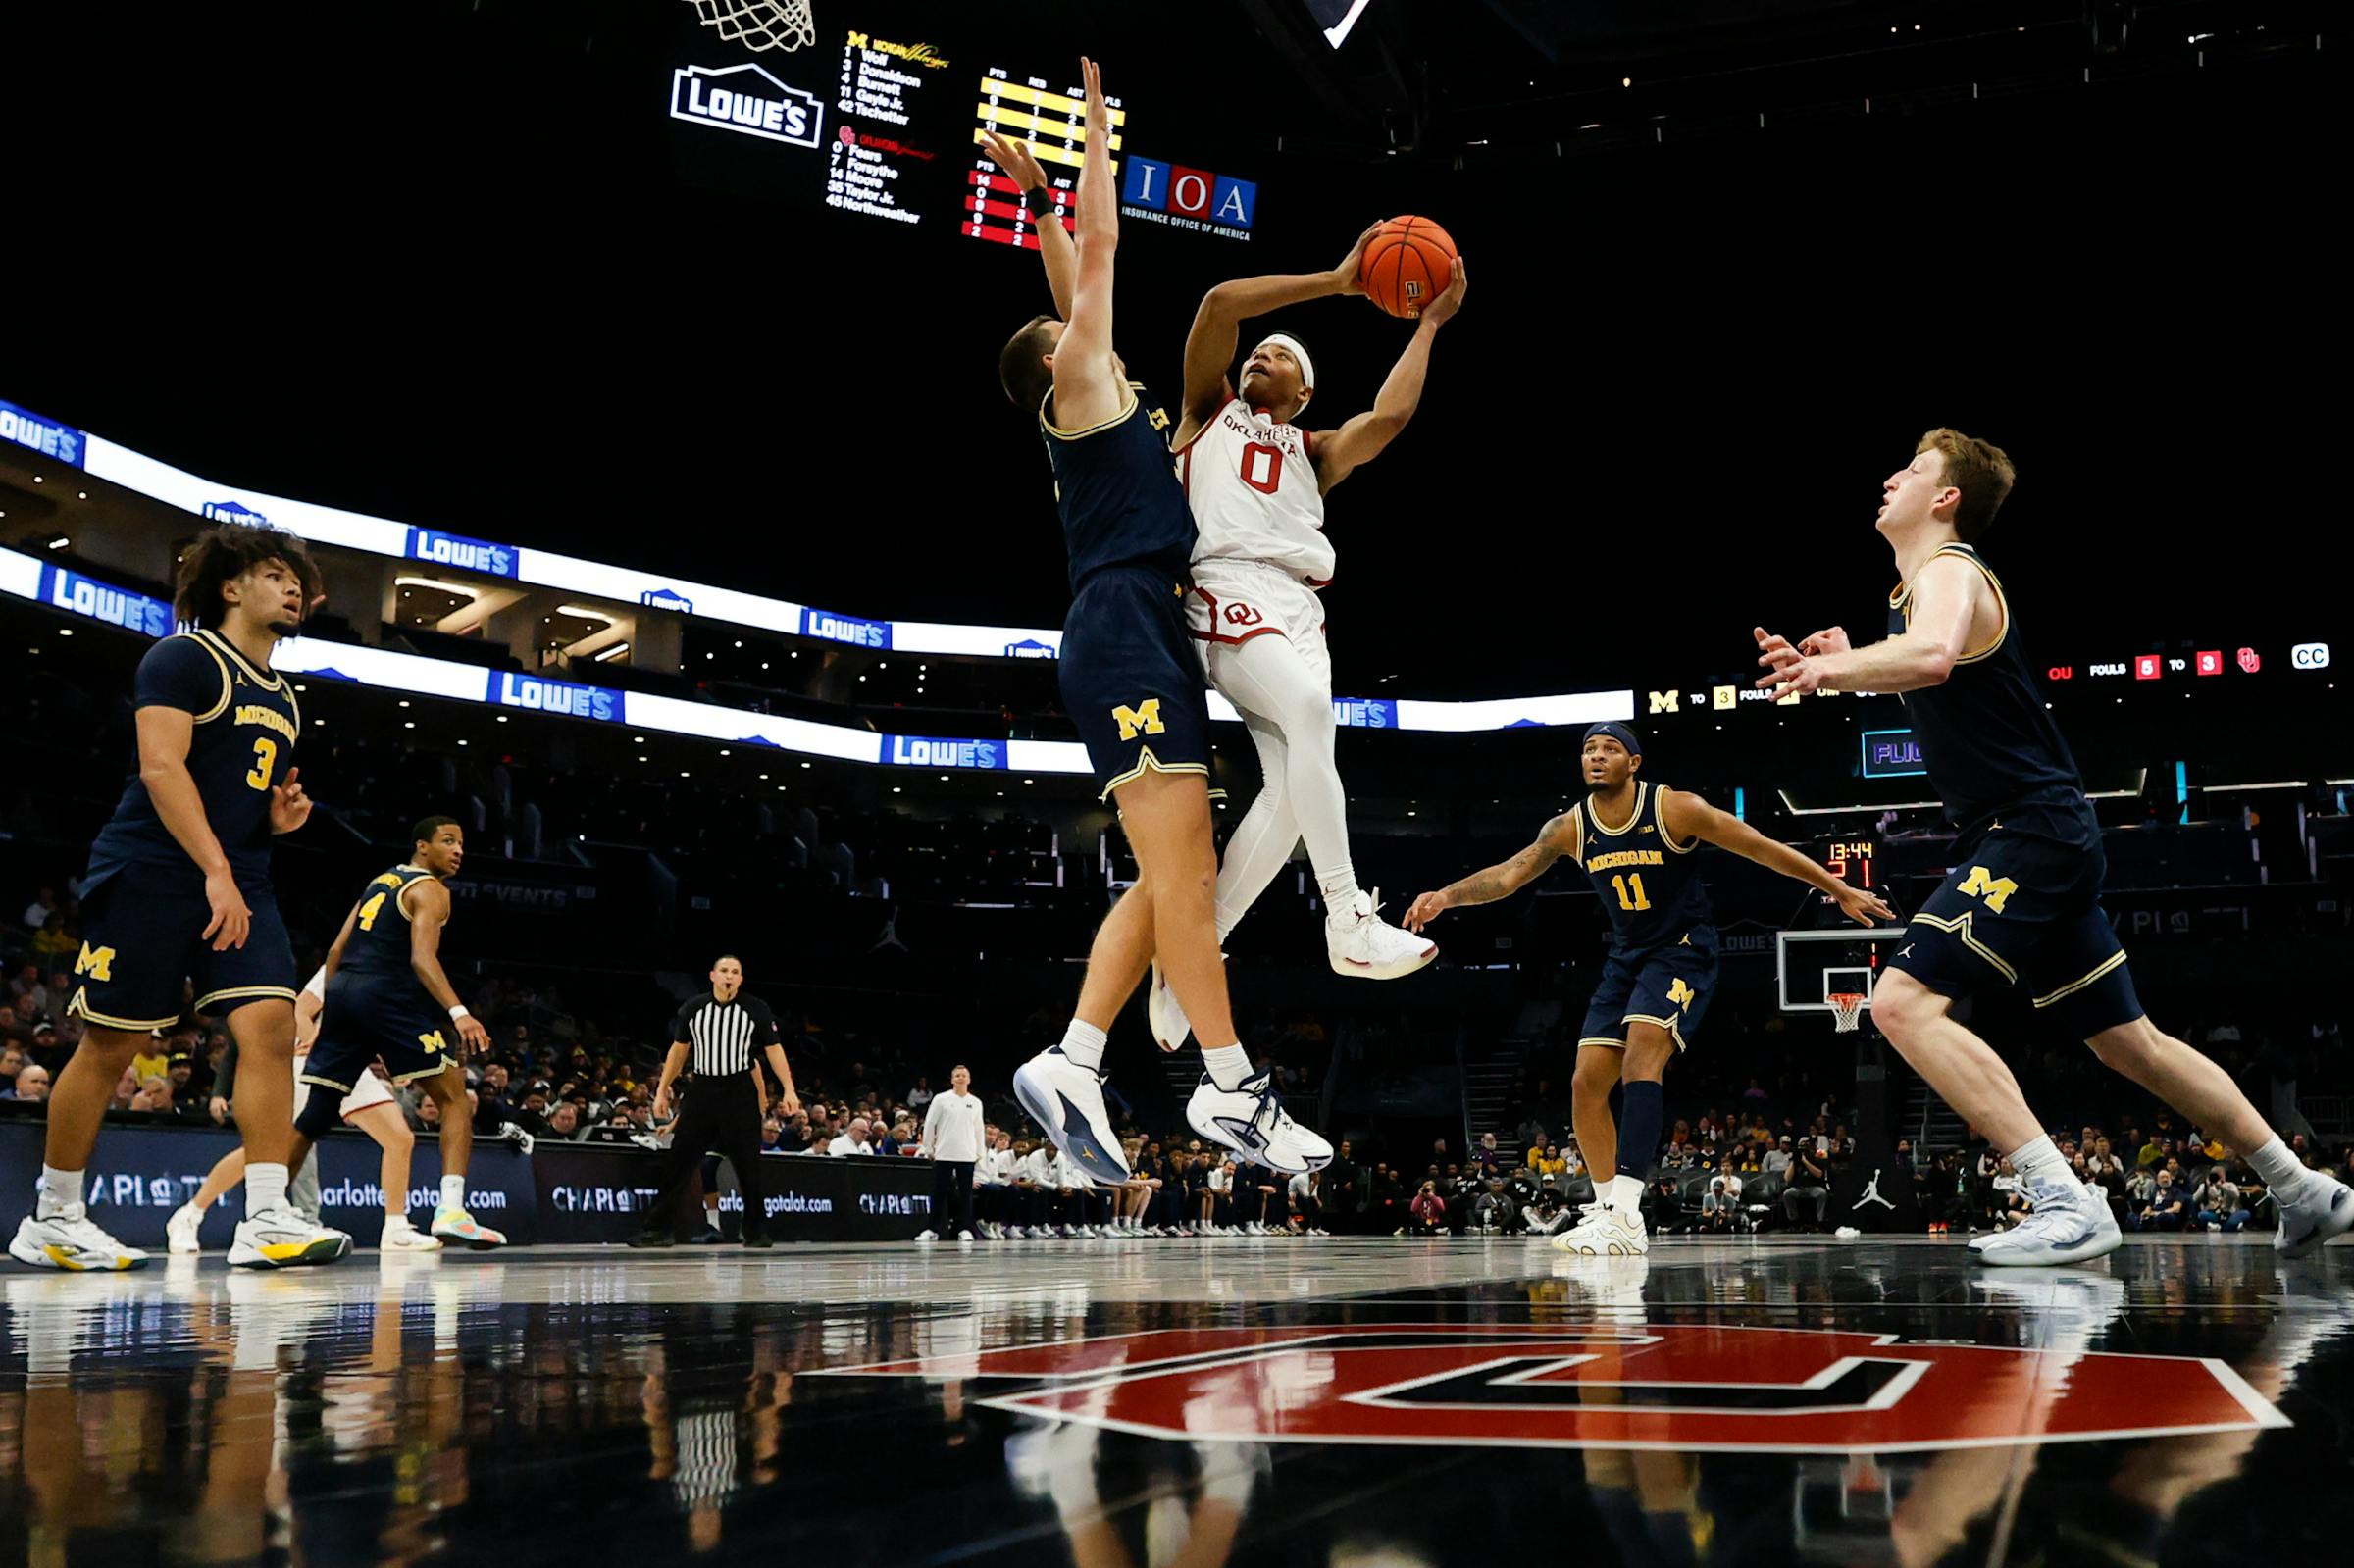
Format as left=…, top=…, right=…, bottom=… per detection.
left=1176, top=396, right=1334, bottom=586
left=85, top=629, right=301, bottom=891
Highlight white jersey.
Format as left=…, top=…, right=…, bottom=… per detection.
left=1177, top=395, right=1334, bottom=585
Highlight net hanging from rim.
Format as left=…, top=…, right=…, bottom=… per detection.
left=682, top=0, right=817, bottom=53
left=1828, top=993, right=1867, bottom=1034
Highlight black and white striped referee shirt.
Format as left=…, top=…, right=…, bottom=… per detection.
left=672, top=991, right=780, bottom=1078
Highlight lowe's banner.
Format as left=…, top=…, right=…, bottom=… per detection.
left=0, top=543, right=1631, bottom=752
left=0, top=397, right=84, bottom=466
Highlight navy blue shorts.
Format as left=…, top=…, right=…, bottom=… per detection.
left=1579, top=927, right=1718, bottom=1051
left=64, top=861, right=297, bottom=1032
left=1883, top=795, right=2142, bottom=1037
left=1059, top=565, right=1213, bottom=802
left=301, top=970, right=458, bottom=1094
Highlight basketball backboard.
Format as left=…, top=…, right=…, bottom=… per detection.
left=1775, top=926, right=1906, bottom=1016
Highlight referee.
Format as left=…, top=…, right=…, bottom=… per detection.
left=629, top=956, right=800, bottom=1248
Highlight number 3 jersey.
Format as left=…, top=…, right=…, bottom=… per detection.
left=85, top=629, right=301, bottom=890
left=1572, top=781, right=1715, bottom=952
left=1175, top=396, right=1335, bottom=586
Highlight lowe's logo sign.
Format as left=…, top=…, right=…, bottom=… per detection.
left=202, top=500, right=272, bottom=528
left=670, top=63, right=823, bottom=148
left=46, top=568, right=174, bottom=637
left=1333, top=698, right=1395, bottom=729
left=1003, top=638, right=1057, bottom=659
left=492, top=673, right=619, bottom=723
left=409, top=528, right=518, bottom=578
left=889, top=736, right=1004, bottom=770
left=804, top=609, right=890, bottom=649
left=0, top=399, right=84, bottom=466
left=640, top=587, right=694, bottom=614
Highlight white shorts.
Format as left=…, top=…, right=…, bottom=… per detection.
left=1186, top=557, right=1330, bottom=683
left=292, top=1051, right=395, bottom=1121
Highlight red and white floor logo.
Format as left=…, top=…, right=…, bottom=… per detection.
left=817, top=1323, right=2283, bottom=1453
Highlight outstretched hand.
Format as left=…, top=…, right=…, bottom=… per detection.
left=1421, top=256, right=1469, bottom=326
left=1754, top=626, right=1823, bottom=701
left=1080, top=56, right=1108, bottom=140
left=1332, top=221, right=1382, bottom=296
left=981, top=128, right=1049, bottom=192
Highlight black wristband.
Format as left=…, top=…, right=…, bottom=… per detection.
left=1022, top=185, right=1054, bottom=219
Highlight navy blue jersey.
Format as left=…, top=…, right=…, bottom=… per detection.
left=1889, top=544, right=2082, bottom=828
left=1574, top=781, right=1715, bottom=952
left=1041, top=380, right=1194, bottom=591
left=338, top=864, right=439, bottom=978
left=85, top=630, right=301, bottom=889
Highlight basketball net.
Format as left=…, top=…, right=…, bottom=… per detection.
left=682, top=0, right=816, bottom=53
left=1829, top=993, right=1866, bottom=1034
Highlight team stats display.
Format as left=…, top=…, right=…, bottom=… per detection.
left=666, top=14, right=1252, bottom=246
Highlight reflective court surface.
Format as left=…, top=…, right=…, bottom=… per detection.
left=5, top=1239, right=2352, bottom=1566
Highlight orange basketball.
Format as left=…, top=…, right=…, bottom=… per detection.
left=1357, top=215, right=1458, bottom=319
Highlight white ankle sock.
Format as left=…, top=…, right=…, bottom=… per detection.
left=1609, top=1174, right=1645, bottom=1211
left=1318, top=866, right=1362, bottom=914
left=440, top=1175, right=466, bottom=1213
left=38, top=1165, right=82, bottom=1220
left=1057, top=1020, right=1107, bottom=1073
left=2246, top=1136, right=2308, bottom=1193
left=247, top=1163, right=288, bottom=1216
left=1201, top=1043, right=1252, bottom=1091
left=2008, top=1135, right=2074, bottom=1189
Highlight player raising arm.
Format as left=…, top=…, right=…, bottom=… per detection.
left=1404, top=724, right=1889, bottom=1255
left=991, top=60, right=1329, bottom=1179
left=1145, top=233, right=1469, bottom=1056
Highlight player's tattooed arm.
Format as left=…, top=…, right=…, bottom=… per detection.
left=1405, top=808, right=1574, bottom=930
left=1660, top=789, right=1894, bottom=929
left=1312, top=257, right=1467, bottom=493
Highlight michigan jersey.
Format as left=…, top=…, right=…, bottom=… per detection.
left=1573, top=781, right=1714, bottom=951
left=85, top=629, right=300, bottom=889
left=1175, top=395, right=1334, bottom=586
left=337, top=864, right=439, bottom=978
left=1889, top=543, right=2082, bottom=829
left=1041, top=379, right=1195, bottom=591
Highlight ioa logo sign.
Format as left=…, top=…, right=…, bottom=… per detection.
left=803, top=609, right=889, bottom=649
left=408, top=528, right=517, bottom=579
left=811, top=1323, right=2283, bottom=1453
left=1120, top=157, right=1256, bottom=233
left=202, top=500, right=271, bottom=528
left=671, top=63, right=822, bottom=148
left=889, top=736, right=1003, bottom=770
left=492, top=672, right=619, bottom=724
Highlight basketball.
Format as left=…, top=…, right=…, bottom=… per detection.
left=1357, top=215, right=1458, bottom=319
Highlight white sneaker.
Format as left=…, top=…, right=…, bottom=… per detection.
left=10, top=1210, right=149, bottom=1272
left=2276, top=1174, right=2354, bottom=1258
left=957, top=1230, right=976, bottom=1244
left=914, top=1230, right=940, bottom=1242
left=1148, top=961, right=1193, bottom=1052
left=1187, top=1070, right=1333, bottom=1175
left=1325, top=889, right=1438, bottom=981
left=1968, top=1180, right=2122, bottom=1267
left=1550, top=1203, right=1649, bottom=1257
left=1011, top=1047, right=1131, bottom=1184
left=230, top=1206, right=351, bottom=1270
left=381, top=1216, right=442, bottom=1252
left=165, top=1203, right=206, bottom=1256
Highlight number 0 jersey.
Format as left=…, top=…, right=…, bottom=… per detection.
left=338, top=864, right=440, bottom=979
left=1572, top=781, right=1715, bottom=952
left=1174, top=395, right=1334, bottom=586
left=85, top=630, right=301, bottom=890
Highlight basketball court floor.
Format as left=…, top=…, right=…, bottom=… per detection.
left=6, top=1237, right=2350, bottom=1565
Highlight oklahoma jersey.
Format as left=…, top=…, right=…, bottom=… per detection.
left=1175, top=396, right=1334, bottom=586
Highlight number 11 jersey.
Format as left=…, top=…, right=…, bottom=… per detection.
left=1573, top=781, right=1715, bottom=953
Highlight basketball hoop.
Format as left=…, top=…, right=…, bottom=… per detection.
left=682, top=0, right=817, bottom=53
left=1828, top=993, right=1867, bottom=1034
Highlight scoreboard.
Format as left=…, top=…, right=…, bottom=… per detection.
left=668, top=12, right=1242, bottom=249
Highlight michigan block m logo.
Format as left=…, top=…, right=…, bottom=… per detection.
left=1112, top=700, right=1166, bottom=741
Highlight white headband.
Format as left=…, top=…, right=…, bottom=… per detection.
left=1252, top=332, right=1315, bottom=396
